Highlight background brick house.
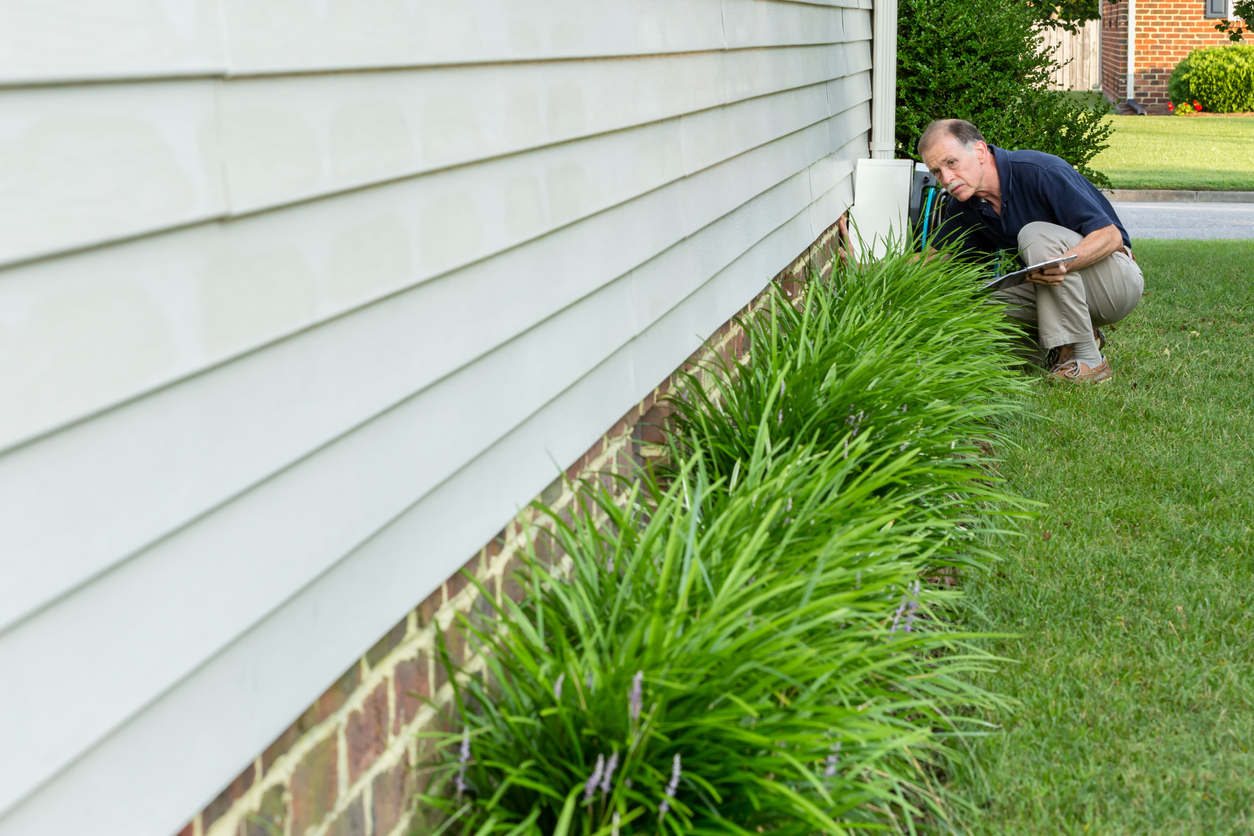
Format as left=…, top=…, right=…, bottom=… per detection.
left=1101, top=0, right=1245, bottom=112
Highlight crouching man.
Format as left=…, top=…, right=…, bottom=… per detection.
left=920, top=119, right=1143, bottom=383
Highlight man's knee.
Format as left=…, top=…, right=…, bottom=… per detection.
left=1017, top=222, right=1082, bottom=260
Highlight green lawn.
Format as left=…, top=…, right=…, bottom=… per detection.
left=1093, top=115, right=1254, bottom=191
left=955, top=239, right=1254, bottom=834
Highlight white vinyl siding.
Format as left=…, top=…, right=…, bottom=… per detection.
left=0, top=2, right=874, bottom=834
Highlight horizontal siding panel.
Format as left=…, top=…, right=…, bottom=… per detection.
left=722, top=0, right=844, bottom=47
left=844, top=7, right=874, bottom=42
left=722, top=42, right=853, bottom=104
left=680, top=78, right=830, bottom=175
left=0, top=80, right=839, bottom=454
left=769, top=0, right=862, bottom=7
left=827, top=99, right=874, bottom=155
left=630, top=206, right=817, bottom=404
left=1, top=40, right=852, bottom=268
left=207, top=42, right=854, bottom=218
left=0, top=81, right=225, bottom=268
left=0, top=2, right=877, bottom=831
left=221, top=0, right=726, bottom=77
left=0, top=158, right=833, bottom=819
left=681, top=119, right=830, bottom=234
left=0, top=0, right=226, bottom=86
left=826, top=70, right=873, bottom=112
left=216, top=51, right=725, bottom=216
left=0, top=181, right=683, bottom=635
left=0, top=191, right=824, bottom=836
left=632, top=171, right=813, bottom=329
left=0, top=0, right=866, bottom=87
left=0, top=115, right=835, bottom=647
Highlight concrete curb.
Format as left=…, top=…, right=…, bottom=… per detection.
left=1105, top=189, right=1254, bottom=203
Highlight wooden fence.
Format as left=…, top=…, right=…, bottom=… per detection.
left=1040, top=19, right=1101, bottom=91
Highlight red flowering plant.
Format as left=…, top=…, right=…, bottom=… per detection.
left=1175, top=100, right=1195, bottom=114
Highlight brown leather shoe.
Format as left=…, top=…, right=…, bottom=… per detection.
left=1049, top=357, right=1113, bottom=383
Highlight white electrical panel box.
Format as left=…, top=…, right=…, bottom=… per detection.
left=848, top=158, right=914, bottom=262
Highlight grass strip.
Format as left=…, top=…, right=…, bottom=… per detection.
left=1092, top=115, right=1254, bottom=191
left=951, top=239, right=1254, bottom=834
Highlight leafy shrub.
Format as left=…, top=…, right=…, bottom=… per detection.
left=418, top=249, right=1029, bottom=835
left=896, top=0, right=1114, bottom=188
left=1168, top=45, right=1254, bottom=114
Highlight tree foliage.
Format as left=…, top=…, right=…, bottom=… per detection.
left=1214, top=0, right=1254, bottom=42
left=897, top=0, right=1114, bottom=188
left=1026, top=0, right=1100, bottom=34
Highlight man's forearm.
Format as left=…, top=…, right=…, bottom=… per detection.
left=1027, top=223, right=1123, bottom=286
left=1063, top=224, right=1124, bottom=271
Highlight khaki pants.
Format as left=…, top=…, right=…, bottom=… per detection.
left=993, top=222, right=1144, bottom=355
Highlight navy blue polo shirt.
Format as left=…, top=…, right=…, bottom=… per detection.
left=932, top=145, right=1130, bottom=255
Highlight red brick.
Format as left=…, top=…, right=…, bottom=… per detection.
left=366, top=617, right=409, bottom=668
left=372, top=758, right=416, bottom=836
left=290, top=735, right=338, bottom=836
left=202, top=762, right=256, bottom=831
left=415, top=587, right=441, bottom=629
left=173, top=823, right=194, bottom=836
left=262, top=701, right=321, bottom=773
left=315, top=664, right=363, bottom=723
left=346, top=681, right=390, bottom=784
left=393, top=653, right=431, bottom=733
left=324, top=797, right=366, bottom=836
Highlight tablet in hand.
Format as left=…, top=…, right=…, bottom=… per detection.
left=983, top=254, right=1077, bottom=292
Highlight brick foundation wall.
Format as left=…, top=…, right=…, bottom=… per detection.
left=1101, top=0, right=1238, bottom=112
left=175, top=220, right=845, bottom=836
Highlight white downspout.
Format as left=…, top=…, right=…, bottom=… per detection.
left=1125, top=0, right=1136, bottom=102
left=1095, top=11, right=1102, bottom=92
left=870, top=0, right=898, bottom=160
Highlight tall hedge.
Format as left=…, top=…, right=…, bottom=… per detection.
left=1168, top=45, right=1254, bottom=113
left=896, top=0, right=1113, bottom=188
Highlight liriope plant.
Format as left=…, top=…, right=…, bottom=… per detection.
left=422, top=445, right=1009, bottom=836
left=415, top=246, right=1030, bottom=835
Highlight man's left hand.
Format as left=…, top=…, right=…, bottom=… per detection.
left=1027, top=262, right=1067, bottom=287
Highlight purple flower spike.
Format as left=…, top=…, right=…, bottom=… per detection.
left=554, top=673, right=565, bottom=701
left=905, top=582, right=921, bottom=632
left=585, top=754, right=605, bottom=802
left=629, top=671, right=644, bottom=720
left=891, top=597, right=908, bottom=634
left=601, top=750, right=619, bottom=794
left=824, top=741, right=841, bottom=778
left=658, top=753, right=682, bottom=821
left=454, top=729, right=470, bottom=795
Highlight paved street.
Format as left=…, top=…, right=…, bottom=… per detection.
left=1113, top=201, right=1254, bottom=240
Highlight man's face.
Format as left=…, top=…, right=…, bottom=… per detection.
left=922, top=136, right=988, bottom=202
